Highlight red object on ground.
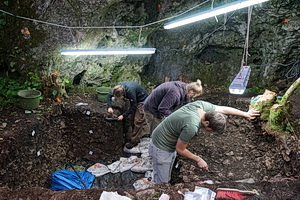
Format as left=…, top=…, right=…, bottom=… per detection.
left=215, top=190, right=246, bottom=200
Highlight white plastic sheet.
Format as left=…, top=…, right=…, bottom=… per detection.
left=119, top=156, right=139, bottom=172
left=87, top=163, right=110, bottom=177
left=184, top=186, right=216, bottom=200
left=123, top=146, right=141, bottom=154
left=99, top=191, right=131, bottom=200
left=131, top=157, right=152, bottom=173
left=133, top=178, right=155, bottom=190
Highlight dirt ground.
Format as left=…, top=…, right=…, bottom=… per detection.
left=0, top=91, right=299, bottom=200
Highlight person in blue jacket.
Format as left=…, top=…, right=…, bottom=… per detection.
left=107, top=81, right=148, bottom=149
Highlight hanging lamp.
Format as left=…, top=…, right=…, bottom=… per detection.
left=60, top=48, right=156, bottom=55
left=164, top=0, right=269, bottom=29
left=229, top=6, right=253, bottom=95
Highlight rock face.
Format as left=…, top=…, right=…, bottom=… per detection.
left=1, top=0, right=299, bottom=88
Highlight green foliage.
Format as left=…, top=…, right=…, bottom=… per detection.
left=62, top=78, right=70, bottom=87
left=146, top=192, right=161, bottom=200
left=24, top=72, right=42, bottom=90
left=295, top=119, right=300, bottom=125
left=295, top=87, right=300, bottom=96
left=247, top=86, right=264, bottom=94
left=0, top=73, right=42, bottom=108
left=0, top=77, right=25, bottom=107
left=52, top=90, right=58, bottom=97
left=52, top=77, right=71, bottom=98
left=67, top=85, right=98, bottom=94
left=285, top=123, right=294, bottom=132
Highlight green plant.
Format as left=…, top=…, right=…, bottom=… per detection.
left=246, top=86, right=264, bottom=94
left=295, top=119, right=300, bottom=125
left=0, top=77, right=24, bottom=107
left=52, top=77, right=70, bottom=98
left=24, top=72, right=42, bottom=90
left=146, top=192, right=161, bottom=200
left=0, top=72, right=42, bottom=108
left=295, top=87, right=300, bottom=96
left=285, top=123, right=294, bottom=132
left=62, top=77, right=70, bottom=88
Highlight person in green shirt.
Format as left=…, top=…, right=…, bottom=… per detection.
left=149, top=100, right=259, bottom=184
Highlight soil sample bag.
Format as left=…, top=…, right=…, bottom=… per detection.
left=184, top=186, right=216, bottom=200
left=87, top=163, right=110, bottom=177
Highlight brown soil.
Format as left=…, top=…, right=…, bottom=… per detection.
left=0, top=92, right=299, bottom=200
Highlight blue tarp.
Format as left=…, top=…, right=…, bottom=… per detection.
left=51, top=170, right=95, bottom=191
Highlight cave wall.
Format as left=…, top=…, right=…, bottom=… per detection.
left=0, top=0, right=299, bottom=89
left=143, top=0, right=300, bottom=87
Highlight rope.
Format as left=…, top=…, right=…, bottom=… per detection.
left=211, top=0, right=219, bottom=22
left=241, top=6, right=253, bottom=67
left=138, top=27, right=143, bottom=46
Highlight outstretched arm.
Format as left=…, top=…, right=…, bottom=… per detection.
left=176, top=138, right=208, bottom=170
left=215, top=106, right=259, bottom=119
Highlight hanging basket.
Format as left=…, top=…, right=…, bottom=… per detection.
left=17, top=89, right=42, bottom=110
left=96, top=87, right=111, bottom=102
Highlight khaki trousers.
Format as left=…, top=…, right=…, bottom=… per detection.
left=144, top=110, right=163, bottom=135
left=130, top=102, right=145, bottom=144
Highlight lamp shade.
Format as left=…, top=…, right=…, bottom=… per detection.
left=229, top=66, right=251, bottom=95
left=164, top=0, right=270, bottom=29
left=60, top=48, right=156, bottom=55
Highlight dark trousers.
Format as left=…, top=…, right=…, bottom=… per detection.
left=130, top=102, right=145, bottom=144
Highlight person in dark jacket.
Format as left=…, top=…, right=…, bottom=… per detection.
left=143, top=79, right=203, bottom=135
left=107, top=81, right=148, bottom=149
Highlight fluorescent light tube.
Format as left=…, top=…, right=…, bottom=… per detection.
left=229, top=66, right=251, bottom=95
left=164, top=0, right=269, bottom=29
left=60, top=48, right=156, bottom=55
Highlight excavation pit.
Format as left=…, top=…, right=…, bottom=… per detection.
left=0, top=93, right=299, bottom=199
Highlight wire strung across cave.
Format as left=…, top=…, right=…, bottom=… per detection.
left=0, top=0, right=210, bottom=29
left=1, top=1, right=298, bottom=79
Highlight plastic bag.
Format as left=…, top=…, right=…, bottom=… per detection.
left=131, top=157, right=152, bottom=173
left=99, top=191, right=131, bottom=200
left=87, top=163, right=110, bottom=177
left=183, top=186, right=216, bottom=200
left=123, top=146, right=141, bottom=154
left=133, top=178, right=155, bottom=190
left=107, top=160, right=121, bottom=174
left=119, top=156, right=139, bottom=172
left=51, top=170, right=95, bottom=191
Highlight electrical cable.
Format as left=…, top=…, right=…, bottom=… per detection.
left=0, top=1, right=211, bottom=29
left=211, top=0, right=219, bottom=23
left=1, top=1, right=298, bottom=79
left=241, top=6, right=252, bottom=67
left=252, top=57, right=300, bottom=79
left=285, top=58, right=300, bottom=79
